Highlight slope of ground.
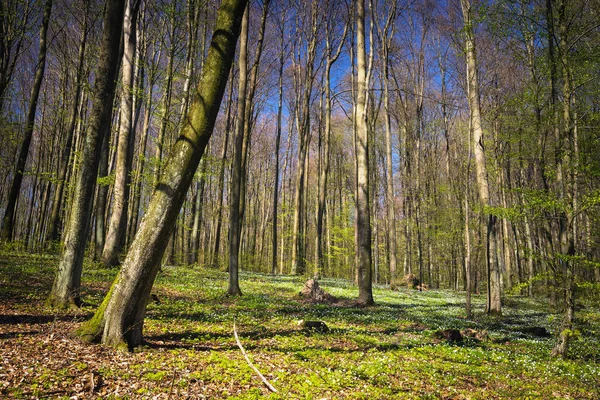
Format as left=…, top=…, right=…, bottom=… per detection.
left=1, top=252, right=599, bottom=399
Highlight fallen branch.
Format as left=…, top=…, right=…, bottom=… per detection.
left=233, top=321, right=278, bottom=393
left=89, top=371, right=95, bottom=394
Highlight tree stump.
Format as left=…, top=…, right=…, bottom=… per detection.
left=299, top=278, right=337, bottom=304
left=298, top=320, right=329, bottom=333
left=434, top=329, right=463, bottom=343
left=404, top=274, right=420, bottom=289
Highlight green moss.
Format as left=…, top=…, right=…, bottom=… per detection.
left=74, top=273, right=120, bottom=342
left=45, top=292, right=80, bottom=310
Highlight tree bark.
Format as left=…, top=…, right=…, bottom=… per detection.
left=46, top=2, right=89, bottom=245
left=47, top=0, right=125, bottom=309
left=355, top=0, right=373, bottom=305
left=94, top=126, right=111, bottom=260
left=77, top=0, right=247, bottom=349
left=460, top=0, right=501, bottom=315
left=190, top=161, right=206, bottom=264
left=227, top=3, right=249, bottom=296
left=1, top=0, right=52, bottom=242
left=211, top=68, right=234, bottom=268
left=271, top=9, right=285, bottom=274
left=102, top=0, right=141, bottom=267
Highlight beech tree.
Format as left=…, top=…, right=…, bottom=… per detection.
left=47, top=0, right=125, bottom=309
left=460, top=0, right=501, bottom=315
left=1, top=0, right=597, bottom=361
left=290, top=0, right=319, bottom=276
left=76, top=0, right=247, bottom=349
left=0, top=0, right=52, bottom=242
left=354, top=0, right=373, bottom=305
left=101, top=0, right=141, bottom=267
left=227, top=2, right=249, bottom=296
left=46, top=0, right=90, bottom=245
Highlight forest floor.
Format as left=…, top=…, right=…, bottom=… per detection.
left=1, top=252, right=599, bottom=399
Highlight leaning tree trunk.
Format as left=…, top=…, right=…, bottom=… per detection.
left=76, top=0, right=247, bottom=349
left=460, top=0, right=501, bottom=315
left=47, top=0, right=125, bottom=309
left=102, top=0, right=141, bottom=267
left=355, top=0, right=373, bottom=305
left=1, top=0, right=52, bottom=242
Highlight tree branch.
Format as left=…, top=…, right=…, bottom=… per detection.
left=233, top=321, right=278, bottom=393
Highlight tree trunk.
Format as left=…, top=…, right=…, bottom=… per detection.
left=190, top=161, right=206, bottom=264
left=291, top=2, right=318, bottom=276
left=94, top=121, right=111, bottom=260
left=271, top=11, right=285, bottom=274
left=460, top=0, right=501, bottom=315
left=227, top=3, right=249, bottom=296
left=382, top=44, right=397, bottom=284
left=317, top=6, right=347, bottom=278
left=154, top=15, right=177, bottom=186
left=76, top=0, right=247, bottom=349
left=552, top=0, right=576, bottom=358
left=464, top=193, right=472, bottom=319
left=355, top=0, right=373, bottom=305
left=46, top=3, right=89, bottom=245
left=0, top=1, right=32, bottom=117
left=1, top=0, right=52, bottom=242
left=211, top=69, right=234, bottom=269
left=127, top=67, right=153, bottom=243
left=102, top=0, right=141, bottom=267
left=48, top=0, right=125, bottom=309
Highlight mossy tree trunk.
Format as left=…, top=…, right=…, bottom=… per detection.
left=47, top=0, right=125, bottom=309
left=77, top=0, right=247, bottom=349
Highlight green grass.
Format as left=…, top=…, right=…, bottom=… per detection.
left=0, top=252, right=599, bottom=399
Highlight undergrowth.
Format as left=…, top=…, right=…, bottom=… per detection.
left=0, top=252, right=599, bottom=399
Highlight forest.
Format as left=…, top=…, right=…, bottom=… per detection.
left=1, top=0, right=599, bottom=397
